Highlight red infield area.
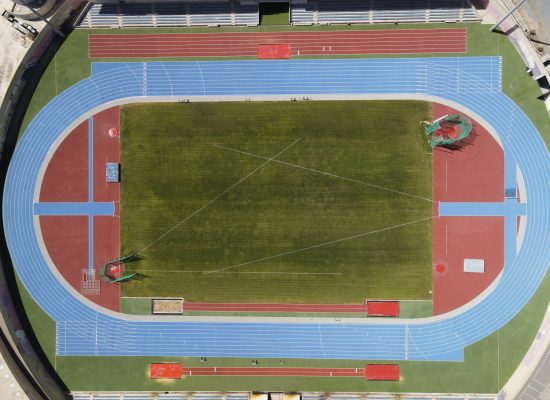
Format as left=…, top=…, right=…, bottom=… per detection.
left=92, top=106, right=121, bottom=301
left=88, top=28, right=466, bottom=58
left=432, top=103, right=504, bottom=315
left=39, top=107, right=121, bottom=311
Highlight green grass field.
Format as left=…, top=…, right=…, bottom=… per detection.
left=120, top=101, right=432, bottom=303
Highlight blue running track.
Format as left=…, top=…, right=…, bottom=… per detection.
left=3, top=57, right=550, bottom=360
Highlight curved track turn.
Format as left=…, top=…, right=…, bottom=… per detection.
left=3, top=57, right=550, bottom=360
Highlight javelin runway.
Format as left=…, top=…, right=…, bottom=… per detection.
left=4, top=57, right=550, bottom=360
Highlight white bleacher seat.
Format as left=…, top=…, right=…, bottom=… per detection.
left=289, top=0, right=479, bottom=25
left=77, top=0, right=477, bottom=29
left=77, top=1, right=258, bottom=28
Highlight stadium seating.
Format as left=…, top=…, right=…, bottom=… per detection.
left=290, top=0, right=479, bottom=25
left=78, top=1, right=259, bottom=28
left=78, top=0, right=478, bottom=29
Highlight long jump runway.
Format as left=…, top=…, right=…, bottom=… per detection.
left=88, top=28, right=466, bottom=58
left=4, top=57, right=549, bottom=361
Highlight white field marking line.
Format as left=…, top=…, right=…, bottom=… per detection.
left=195, top=61, right=206, bottom=96
left=445, top=222, right=448, bottom=258
left=405, top=328, right=430, bottom=361
left=497, top=328, right=500, bottom=390
left=137, top=138, right=301, bottom=254
left=204, top=215, right=436, bottom=275
left=160, top=62, right=175, bottom=96
left=133, top=270, right=341, bottom=275
left=318, top=324, right=327, bottom=359
left=213, top=144, right=436, bottom=203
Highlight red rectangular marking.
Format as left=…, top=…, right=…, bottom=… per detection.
left=257, top=44, right=290, bottom=59
left=365, top=364, right=400, bottom=381
left=366, top=301, right=399, bottom=317
left=150, top=363, right=184, bottom=379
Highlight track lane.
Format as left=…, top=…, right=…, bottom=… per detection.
left=89, top=28, right=467, bottom=58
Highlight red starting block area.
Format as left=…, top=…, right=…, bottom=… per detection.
left=150, top=363, right=184, bottom=379
left=365, top=364, right=400, bottom=381
left=366, top=301, right=400, bottom=317
left=257, top=44, right=291, bottom=59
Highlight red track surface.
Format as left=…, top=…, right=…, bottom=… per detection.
left=40, top=216, right=88, bottom=295
left=40, top=121, right=88, bottom=202
left=432, top=103, right=504, bottom=315
left=182, top=367, right=365, bottom=377
left=92, top=107, right=121, bottom=311
left=88, top=28, right=466, bottom=58
left=39, top=108, right=121, bottom=311
left=184, top=302, right=367, bottom=312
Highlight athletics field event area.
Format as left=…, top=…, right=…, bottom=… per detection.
left=3, top=18, right=550, bottom=397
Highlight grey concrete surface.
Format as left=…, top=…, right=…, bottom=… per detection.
left=515, top=0, right=550, bottom=55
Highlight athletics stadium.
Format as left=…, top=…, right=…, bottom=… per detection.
left=0, top=0, right=549, bottom=399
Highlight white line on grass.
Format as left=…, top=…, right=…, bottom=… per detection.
left=204, top=215, right=436, bottom=275
left=132, top=270, right=341, bottom=275
left=213, top=143, right=436, bottom=204
left=137, top=138, right=301, bottom=254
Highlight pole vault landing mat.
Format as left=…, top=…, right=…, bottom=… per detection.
left=365, top=364, right=400, bottom=381
left=150, top=363, right=184, bottom=379
left=257, top=44, right=291, bottom=59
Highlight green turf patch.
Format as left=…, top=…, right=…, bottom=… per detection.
left=259, top=2, right=290, bottom=25
left=120, top=297, right=152, bottom=315
left=15, top=276, right=56, bottom=366
left=120, top=101, right=432, bottom=303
